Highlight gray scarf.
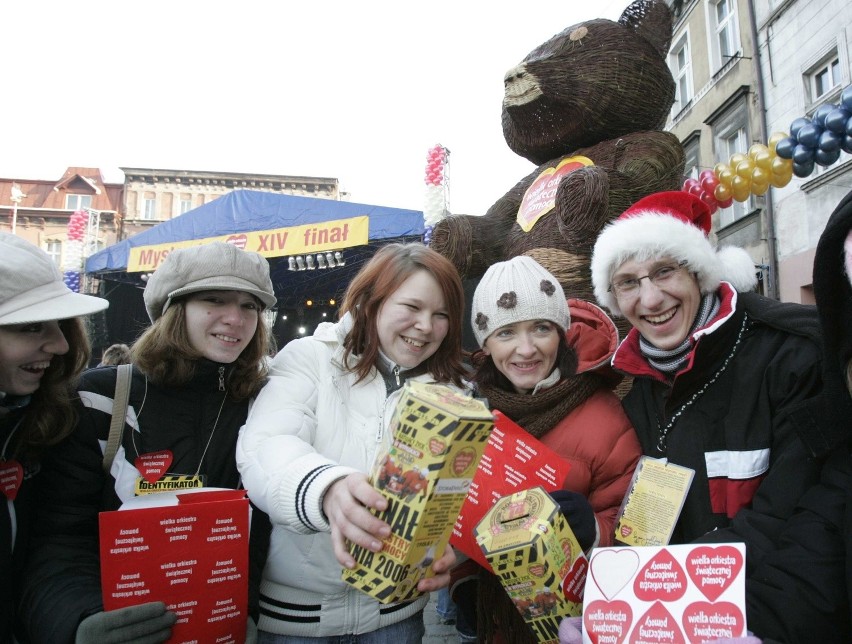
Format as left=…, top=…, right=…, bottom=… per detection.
left=639, top=293, right=720, bottom=375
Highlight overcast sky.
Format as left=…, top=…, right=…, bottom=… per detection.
left=4, top=0, right=634, bottom=217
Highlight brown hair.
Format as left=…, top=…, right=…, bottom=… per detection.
left=100, top=343, right=131, bottom=366
left=471, top=330, right=578, bottom=392
left=131, top=297, right=269, bottom=400
left=340, top=243, right=466, bottom=386
left=15, top=318, right=90, bottom=461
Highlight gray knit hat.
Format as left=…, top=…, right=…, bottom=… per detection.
left=0, top=233, right=108, bottom=325
left=471, top=256, right=570, bottom=347
left=143, top=242, right=276, bottom=322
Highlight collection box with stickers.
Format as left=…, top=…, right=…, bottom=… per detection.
left=475, top=486, right=588, bottom=644
left=342, top=381, right=493, bottom=604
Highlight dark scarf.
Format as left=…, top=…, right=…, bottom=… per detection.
left=639, top=293, right=719, bottom=375
left=473, top=370, right=604, bottom=642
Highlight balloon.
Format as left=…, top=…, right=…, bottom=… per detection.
left=767, top=132, right=789, bottom=151
left=713, top=162, right=730, bottom=177
left=797, top=123, right=822, bottom=148
left=815, top=147, right=841, bottom=167
left=842, top=86, right=852, bottom=112
left=842, top=135, right=852, bottom=155
left=701, top=174, right=720, bottom=193
left=847, top=116, right=852, bottom=137
left=771, top=156, right=793, bottom=176
left=770, top=170, right=793, bottom=188
left=824, top=107, right=851, bottom=134
left=748, top=144, right=768, bottom=160
left=730, top=152, right=748, bottom=167
left=717, top=168, right=734, bottom=187
left=790, top=117, right=811, bottom=139
left=774, top=137, right=796, bottom=159
left=793, top=144, right=815, bottom=164
left=719, top=197, right=734, bottom=209
left=714, top=183, right=732, bottom=202
left=818, top=129, right=842, bottom=152
left=731, top=175, right=751, bottom=201
left=688, top=182, right=703, bottom=197
left=700, top=191, right=718, bottom=212
left=736, top=159, right=754, bottom=178
left=812, top=103, right=836, bottom=127
left=793, top=159, right=815, bottom=178
left=752, top=166, right=770, bottom=185
left=753, top=149, right=773, bottom=170
left=699, top=169, right=716, bottom=182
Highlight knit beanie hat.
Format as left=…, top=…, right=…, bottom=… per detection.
left=471, top=256, right=570, bottom=347
left=143, top=242, right=276, bottom=322
left=591, top=191, right=757, bottom=316
left=0, top=232, right=108, bottom=325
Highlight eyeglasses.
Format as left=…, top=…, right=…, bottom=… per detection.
left=609, top=260, right=689, bottom=298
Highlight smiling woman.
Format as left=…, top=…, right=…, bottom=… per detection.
left=19, top=242, right=277, bottom=643
left=236, top=243, right=467, bottom=641
left=0, top=233, right=108, bottom=643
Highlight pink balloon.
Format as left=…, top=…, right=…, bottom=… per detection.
left=719, top=197, right=734, bottom=209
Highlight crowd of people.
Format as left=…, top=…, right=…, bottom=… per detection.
left=1, top=187, right=851, bottom=643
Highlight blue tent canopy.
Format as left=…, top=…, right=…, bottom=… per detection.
left=87, top=190, right=426, bottom=309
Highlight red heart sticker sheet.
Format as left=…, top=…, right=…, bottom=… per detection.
left=135, top=450, right=174, bottom=483
left=582, top=544, right=746, bottom=643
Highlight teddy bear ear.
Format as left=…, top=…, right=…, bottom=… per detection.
left=618, top=0, right=674, bottom=59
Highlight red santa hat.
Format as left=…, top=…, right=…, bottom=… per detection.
left=591, top=191, right=757, bottom=316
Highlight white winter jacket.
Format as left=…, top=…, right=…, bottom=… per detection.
left=236, top=314, right=436, bottom=636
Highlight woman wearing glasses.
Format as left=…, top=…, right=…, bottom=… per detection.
left=589, top=190, right=827, bottom=549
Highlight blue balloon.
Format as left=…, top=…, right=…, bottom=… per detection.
left=842, top=135, right=852, bottom=155
left=813, top=103, right=837, bottom=127
left=790, top=117, right=811, bottom=139
left=793, top=143, right=816, bottom=164
left=797, top=122, right=823, bottom=148
left=793, top=159, right=815, bottom=178
left=842, top=86, right=852, bottom=112
left=774, top=137, right=796, bottom=159
left=824, top=107, right=851, bottom=134
left=815, top=147, right=841, bottom=166
left=847, top=116, right=852, bottom=137
left=819, top=129, right=842, bottom=152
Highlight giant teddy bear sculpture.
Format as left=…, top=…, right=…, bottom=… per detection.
left=431, top=0, right=685, bottom=306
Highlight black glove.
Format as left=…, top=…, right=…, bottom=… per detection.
left=75, top=602, right=177, bottom=644
left=550, top=490, right=596, bottom=552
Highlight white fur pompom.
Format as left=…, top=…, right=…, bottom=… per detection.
left=717, top=246, right=758, bottom=293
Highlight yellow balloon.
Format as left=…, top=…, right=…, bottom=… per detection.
left=751, top=180, right=769, bottom=196
left=714, top=162, right=731, bottom=177
left=736, top=159, right=754, bottom=178
left=748, top=144, right=768, bottom=160
left=718, top=168, right=734, bottom=187
left=731, top=175, right=751, bottom=201
left=752, top=167, right=770, bottom=184
left=767, top=131, right=789, bottom=152
left=730, top=153, right=748, bottom=167
left=714, top=183, right=732, bottom=201
left=770, top=168, right=793, bottom=188
left=771, top=156, right=793, bottom=176
left=754, top=149, right=773, bottom=171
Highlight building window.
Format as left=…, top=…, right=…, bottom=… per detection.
left=66, top=194, right=92, bottom=211
left=809, top=55, right=841, bottom=103
left=708, top=0, right=740, bottom=72
left=670, top=32, right=693, bottom=114
left=143, top=197, right=156, bottom=220
left=713, top=102, right=752, bottom=228
left=683, top=136, right=700, bottom=181
left=180, top=197, right=193, bottom=214
left=45, top=240, right=62, bottom=266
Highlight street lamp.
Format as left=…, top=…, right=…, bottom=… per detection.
left=9, top=184, right=25, bottom=235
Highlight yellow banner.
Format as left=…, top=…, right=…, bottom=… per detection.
left=127, top=216, right=369, bottom=272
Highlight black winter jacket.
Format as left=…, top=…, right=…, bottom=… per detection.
left=18, top=362, right=270, bottom=644
left=615, top=285, right=824, bottom=560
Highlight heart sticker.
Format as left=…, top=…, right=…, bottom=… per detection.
left=225, top=234, right=248, bottom=249
left=135, top=450, right=173, bottom=483
left=686, top=545, right=743, bottom=602
left=516, top=156, right=594, bottom=232
left=630, top=601, right=685, bottom=644
left=452, top=447, right=476, bottom=475
left=0, top=460, right=23, bottom=501
left=584, top=599, right=632, bottom=644
left=561, top=556, right=588, bottom=604
left=429, top=438, right=446, bottom=456
left=681, top=601, right=744, bottom=641
left=634, top=548, right=687, bottom=602
left=591, top=548, right=640, bottom=600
